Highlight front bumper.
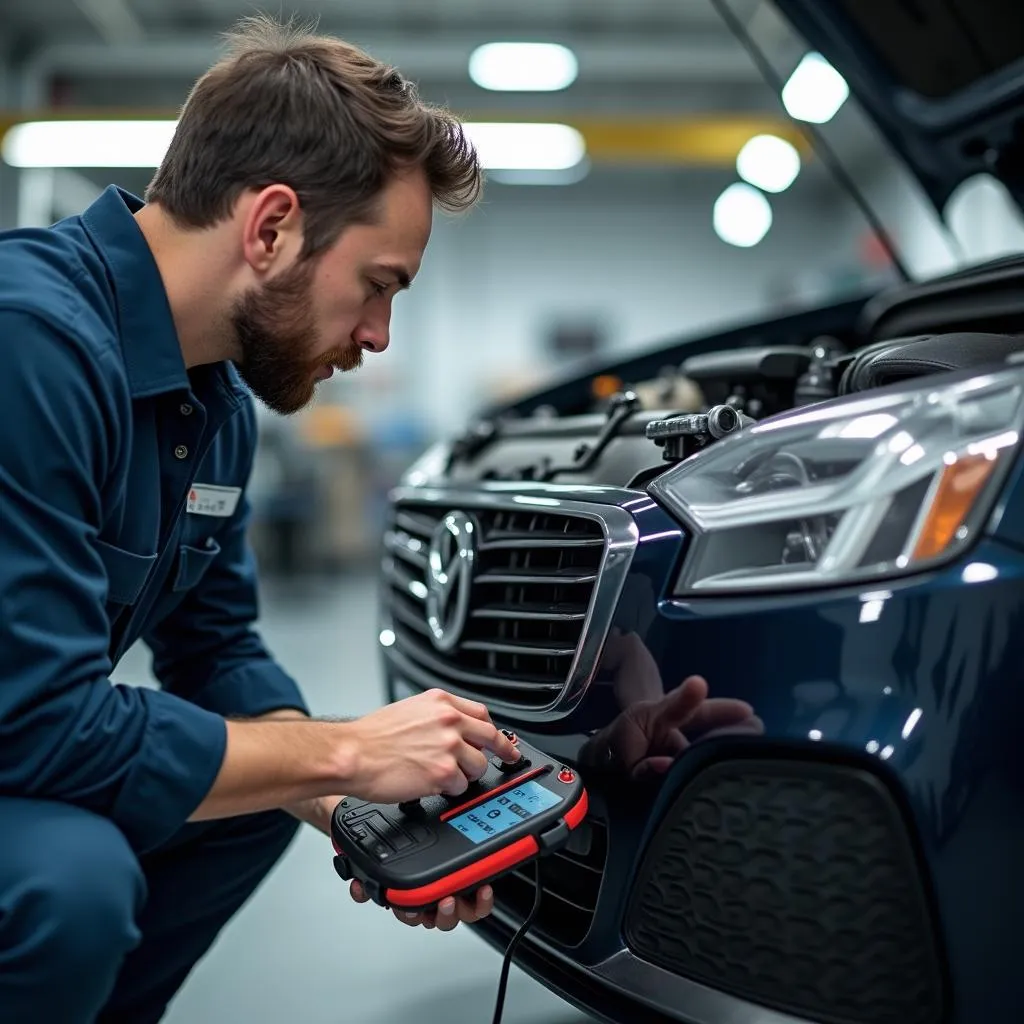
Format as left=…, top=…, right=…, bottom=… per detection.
left=383, top=483, right=1024, bottom=1024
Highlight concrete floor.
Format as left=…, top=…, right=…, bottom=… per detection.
left=112, top=571, right=592, bottom=1024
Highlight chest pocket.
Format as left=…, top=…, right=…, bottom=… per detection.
left=94, top=538, right=158, bottom=607
left=172, top=536, right=222, bottom=592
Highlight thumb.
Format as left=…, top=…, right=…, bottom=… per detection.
left=653, top=676, right=709, bottom=734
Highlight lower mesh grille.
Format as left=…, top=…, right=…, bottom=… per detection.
left=624, top=758, right=947, bottom=1024
left=493, top=817, right=608, bottom=947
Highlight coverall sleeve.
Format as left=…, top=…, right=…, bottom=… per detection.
left=0, top=309, right=227, bottom=854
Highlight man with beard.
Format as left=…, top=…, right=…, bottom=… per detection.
left=0, top=14, right=522, bottom=1024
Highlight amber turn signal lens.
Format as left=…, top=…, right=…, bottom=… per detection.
left=911, top=453, right=999, bottom=562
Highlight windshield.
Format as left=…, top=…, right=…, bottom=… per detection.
left=717, top=0, right=1024, bottom=288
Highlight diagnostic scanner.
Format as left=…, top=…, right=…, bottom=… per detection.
left=330, top=732, right=588, bottom=911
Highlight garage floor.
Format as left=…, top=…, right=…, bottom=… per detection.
left=113, top=571, right=593, bottom=1024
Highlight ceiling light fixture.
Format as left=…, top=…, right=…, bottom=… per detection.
left=468, top=42, right=578, bottom=92
left=736, top=133, right=801, bottom=193
left=2, top=118, right=587, bottom=176
left=2, top=119, right=178, bottom=167
left=713, top=182, right=773, bottom=248
left=781, top=52, right=849, bottom=124
left=463, top=122, right=586, bottom=171
left=488, top=159, right=592, bottom=187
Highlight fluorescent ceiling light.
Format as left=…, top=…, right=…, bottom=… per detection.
left=488, top=159, right=591, bottom=187
left=713, top=182, right=773, bottom=248
left=469, top=42, right=578, bottom=92
left=464, top=122, right=585, bottom=171
left=782, top=53, right=849, bottom=123
left=736, top=134, right=801, bottom=193
left=2, top=119, right=177, bottom=167
left=3, top=117, right=588, bottom=176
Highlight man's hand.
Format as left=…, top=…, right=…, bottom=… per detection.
left=343, top=688, right=521, bottom=803
left=192, top=690, right=520, bottom=822
left=582, top=675, right=763, bottom=779
left=348, top=879, right=495, bottom=932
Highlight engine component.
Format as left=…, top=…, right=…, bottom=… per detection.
left=794, top=335, right=848, bottom=406
left=645, top=404, right=755, bottom=463
left=531, top=390, right=640, bottom=481
left=678, top=345, right=812, bottom=418
left=445, top=418, right=500, bottom=472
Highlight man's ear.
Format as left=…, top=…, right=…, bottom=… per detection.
left=240, top=184, right=305, bottom=276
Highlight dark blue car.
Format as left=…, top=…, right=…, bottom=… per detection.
left=379, top=2, right=1024, bottom=1021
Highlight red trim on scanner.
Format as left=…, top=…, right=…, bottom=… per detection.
left=385, top=789, right=589, bottom=909
left=563, top=788, right=589, bottom=829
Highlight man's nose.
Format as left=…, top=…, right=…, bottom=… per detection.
left=355, top=312, right=390, bottom=354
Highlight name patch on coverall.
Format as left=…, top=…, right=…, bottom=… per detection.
left=187, top=484, right=242, bottom=517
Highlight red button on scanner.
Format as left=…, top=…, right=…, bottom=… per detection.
left=558, top=768, right=575, bottom=784
left=501, top=729, right=519, bottom=746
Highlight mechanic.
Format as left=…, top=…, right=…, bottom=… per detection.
left=0, top=14, right=520, bottom=1024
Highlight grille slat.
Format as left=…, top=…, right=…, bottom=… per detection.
left=382, top=529, right=428, bottom=570
left=394, top=510, right=437, bottom=538
left=476, top=570, right=599, bottom=585
left=382, top=559, right=425, bottom=601
left=479, top=536, right=605, bottom=552
left=388, top=596, right=433, bottom=638
left=387, top=632, right=565, bottom=696
left=471, top=604, right=588, bottom=623
left=381, top=501, right=607, bottom=708
left=461, top=639, right=578, bottom=658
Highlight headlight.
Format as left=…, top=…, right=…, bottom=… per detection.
left=649, top=367, right=1024, bottom=594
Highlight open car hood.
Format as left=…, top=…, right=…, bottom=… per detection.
left=773, top=0, right=1024, bottom=214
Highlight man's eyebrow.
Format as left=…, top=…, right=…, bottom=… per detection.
left=375, top=262, right=412, bottom=290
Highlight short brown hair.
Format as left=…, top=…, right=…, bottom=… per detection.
left=146, top=14, right=482, bottom=257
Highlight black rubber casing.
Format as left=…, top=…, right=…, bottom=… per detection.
left=330, top=736, right=587, bottom=911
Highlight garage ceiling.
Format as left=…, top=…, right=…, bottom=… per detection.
left=0, top=0, right=888, bottom=202
left=3, top=0, right=786, bottom=113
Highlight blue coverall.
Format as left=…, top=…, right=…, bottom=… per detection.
left=0, top=186, right=311, bottom=1022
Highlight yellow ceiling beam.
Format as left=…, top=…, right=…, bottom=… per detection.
left=573, top=116, right=810, bottom=164
left=0, top=109, right=810, bottom=167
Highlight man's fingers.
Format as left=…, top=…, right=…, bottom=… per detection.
left=459, top=716, right=520, bottom=763
left=389, top=886, right=495, bottom=932
left=349, top=880, right=369, bottom=903
left=652, top=727, right=690, bottom=759
left=698, top=716, right=766, bottom=742
left=682, top=698, right=756, bottom=737
left=436, top=691, right=494, bottom=723
left=457, top=744, right=491, bottom=784
left=633, top=755, right=678, bottom=779
left=436, top=896, right=460, bottom=931
left=653, top=676, right=709, bottom=731
left=428, top=691, right=519, bottom=763
left=475, top=885, right=494, bottom=918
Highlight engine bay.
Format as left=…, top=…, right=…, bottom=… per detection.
left=439, top=261, right=1024, bottom=492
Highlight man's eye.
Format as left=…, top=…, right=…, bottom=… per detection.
left=369, top=280, right=387, bottom=297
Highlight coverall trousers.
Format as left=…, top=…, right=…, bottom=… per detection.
left=0, top=796, right=300, bottom=1023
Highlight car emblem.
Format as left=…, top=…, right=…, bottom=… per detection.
left=425, top=511, right=477, bottom=651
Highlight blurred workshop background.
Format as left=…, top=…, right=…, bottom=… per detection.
left=3, top=1, right=1023, bottom=580
left=3, top=2, right=1024, bottom=1023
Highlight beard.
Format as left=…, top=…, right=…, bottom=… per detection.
left=231, top=258, right=363, bottom=415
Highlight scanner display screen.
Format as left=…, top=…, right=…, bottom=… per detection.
left=447, top=780, right=560, bottom=845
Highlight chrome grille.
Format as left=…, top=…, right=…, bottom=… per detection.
left=381, top=497, right=614, bottom=710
